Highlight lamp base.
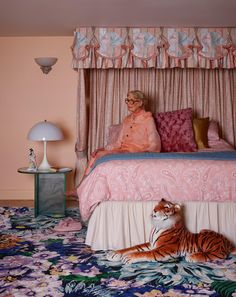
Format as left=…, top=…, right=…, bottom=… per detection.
left=38, top=157, right=51, bottom=171
left=37, top=140, right=56, bottom=172
left=38, top=160, right=56, bottom=172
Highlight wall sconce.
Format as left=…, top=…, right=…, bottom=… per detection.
left=34, top=57, right=58, bottom=74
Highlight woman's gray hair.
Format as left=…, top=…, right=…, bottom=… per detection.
left=128, top=90, right=146, bottom=101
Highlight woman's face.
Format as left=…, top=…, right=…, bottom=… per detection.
left=125, top=93, right=143, bottom=113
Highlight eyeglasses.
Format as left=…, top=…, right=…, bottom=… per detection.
left=125, top=98, right=141, bottom=105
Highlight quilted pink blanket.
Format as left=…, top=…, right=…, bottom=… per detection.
left=78, top=153, right=236, bottom=221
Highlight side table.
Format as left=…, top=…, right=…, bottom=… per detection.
left=18, top=167, right=72, bottom=217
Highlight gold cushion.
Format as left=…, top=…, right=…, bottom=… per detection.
left=193, top=117, right=210, bottom=149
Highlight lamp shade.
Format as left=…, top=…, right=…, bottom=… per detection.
left=27, top=120, right=63, bottom=141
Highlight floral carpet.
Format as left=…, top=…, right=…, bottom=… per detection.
left=1, top=207, right=236, bottom=297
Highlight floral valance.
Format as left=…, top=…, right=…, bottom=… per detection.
left=71, top=27, right=236, bottom=69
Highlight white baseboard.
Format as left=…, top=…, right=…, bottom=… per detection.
left=0, top=190, right=34, bottom=200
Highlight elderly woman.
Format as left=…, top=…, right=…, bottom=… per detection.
left=84, top=90, right=161, bottom=175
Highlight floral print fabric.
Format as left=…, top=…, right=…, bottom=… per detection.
left=156, top=108, right=197, bottom=152
left=1, top=207, right=236, bottom=296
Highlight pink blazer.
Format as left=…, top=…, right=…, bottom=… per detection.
left=107, top=109, right=161, bottom=152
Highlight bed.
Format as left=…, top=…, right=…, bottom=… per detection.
left=77, top=115, right=236, bottom=251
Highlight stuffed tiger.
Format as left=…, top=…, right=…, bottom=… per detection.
left=107, top=199, right=236, bottom=264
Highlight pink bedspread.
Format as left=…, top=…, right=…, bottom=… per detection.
left=78, top=156, right=236, bottom=221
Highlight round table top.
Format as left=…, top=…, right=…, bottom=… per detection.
left=17, top=167, right=72, bottom=174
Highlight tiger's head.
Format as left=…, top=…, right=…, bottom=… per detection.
left=151, top=199, right=181, bottom=230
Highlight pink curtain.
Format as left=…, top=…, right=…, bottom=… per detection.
left=75, top=68, right=236, bottom=184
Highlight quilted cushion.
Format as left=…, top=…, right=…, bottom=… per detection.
left=156, top=108, right=197, bottom=152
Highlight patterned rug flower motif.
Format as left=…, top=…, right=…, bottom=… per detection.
left=1, top=206, right=236, bottom=297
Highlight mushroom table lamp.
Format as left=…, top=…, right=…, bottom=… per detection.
left=27, top=120, right=64, bottom=171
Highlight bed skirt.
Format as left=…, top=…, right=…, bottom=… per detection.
left=86, top=201, right=236, bottom=250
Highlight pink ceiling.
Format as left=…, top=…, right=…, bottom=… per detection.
left=0, top=0, right=236, bottom=36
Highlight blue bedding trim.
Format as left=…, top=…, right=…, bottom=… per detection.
left=92, top=151, right=236, bottom=170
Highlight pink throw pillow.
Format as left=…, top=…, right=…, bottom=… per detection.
left=106, top=124, right=122, bottom=146
left=208, top=120, right=220, bottom=141
left=156, top=108, right=197, bottom=152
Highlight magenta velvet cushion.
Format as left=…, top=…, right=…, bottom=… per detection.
left=156, top=108, right=197, bottom=152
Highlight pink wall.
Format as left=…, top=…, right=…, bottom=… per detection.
left=0, top=37, right=77, bottom=200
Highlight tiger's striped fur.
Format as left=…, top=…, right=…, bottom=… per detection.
left=107, top=199, right=235, bottom=264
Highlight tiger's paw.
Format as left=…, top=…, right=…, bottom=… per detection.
left=185, top=254, right=200, bottom=263
left=106, top=251, right=123, bottom=262
left=122, top=253, right=140, bottom=265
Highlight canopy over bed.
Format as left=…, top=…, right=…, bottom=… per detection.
left=72, top=27, right=236, bottom=69
left=71, top=27, right=236, bottom=184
